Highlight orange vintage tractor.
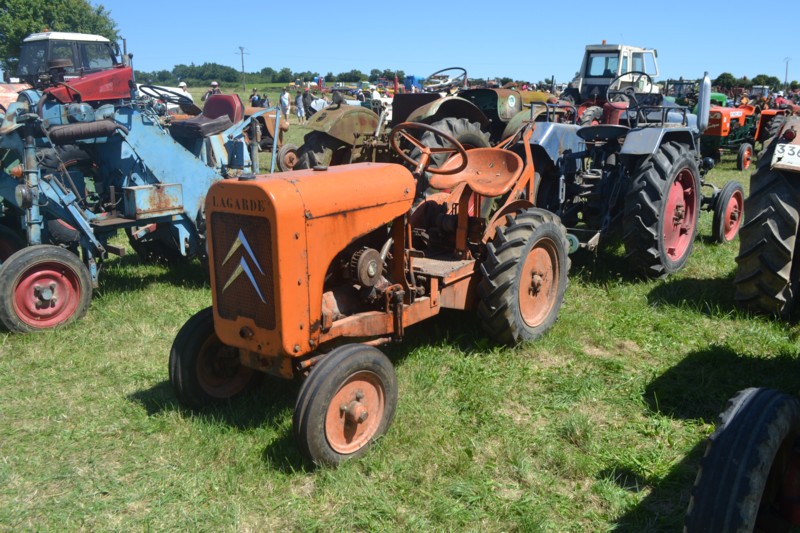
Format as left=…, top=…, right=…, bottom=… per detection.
left=700, top=104, right=788, bottom=171
left=169, top=122, right=570, bottom=465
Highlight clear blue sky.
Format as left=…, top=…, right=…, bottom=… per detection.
left=98, top=0, right=795, bottom=86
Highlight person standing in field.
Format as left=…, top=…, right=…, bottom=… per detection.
left=279, top=88, right=290, bottom=120
left=295, top=91, right=305, bottom=124
left=201, top=81, right=221, bottom=101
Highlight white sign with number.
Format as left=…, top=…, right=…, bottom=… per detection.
left=772, top=142, right=800, bottom=170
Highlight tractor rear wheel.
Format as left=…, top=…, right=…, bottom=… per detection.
left=0, top=245, right=92, bottom=332
left=295, top=131, right=351, bottom=169
left=293, top=344, right=397, bottom=466
left=734, top=167, right=800, bottom=317
left=277, top=143, right=299, bottom=171
left=408, top=117, right=490, bottom=195
left=169, top=307, right=262, bottom=409
left=623, top=142, right=701, bottom=277
left=478, top=208, right=569, bottom=345
left=577, top=105, right=603, bottom=126
left=0, top=224, right=25, bottom=264
left=712, top=180, right=745, bottom=243
left=685, top=388, right=800, bottom=532
left=737, top=143, right=753, bottom=171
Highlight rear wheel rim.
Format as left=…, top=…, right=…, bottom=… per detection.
left=196, top=337, right=254, bottom=399
left=742, top=146, right=753, bottom=169
left=663, top=168, right=697, bottom=262
left=518, top=238, right=559, bottom=328
left=13, top=261, right=81, bottom=328
left=325, top=371, right=385, bottom=455
left=723, top=188, right=744, bottom=241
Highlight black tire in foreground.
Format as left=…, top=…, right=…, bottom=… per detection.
left=478, top=208, right=569, bottom=346
left=294, top=131, right=350, bottom=169
left=0, top=245, right=92, bottom=332
left=293, top=343, right=397, bottom=466
left=685, top=388, right=800, bottom=532
left=169, top=307, right=262, bottom=409
left=623, top=141, right=701, bottom=278
left=408, top=116, right=490, bottom=195
left=734, top=166, right=800, bottom=318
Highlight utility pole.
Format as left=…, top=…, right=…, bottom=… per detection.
left=785, top=57, right=791, bottom=93
left=238, top=46, right=249, bottom=92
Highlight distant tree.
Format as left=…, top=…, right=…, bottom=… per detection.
left=368, top=69, right=381, bottom=82
left=791, top=80, right=799, bottom=91
left=751, top=74, right=781, bottom=88
left=713, top=72, right=736, bottom=89
left=337, top=69, right=365, bottom=82
left=259, top=67, right=277, bottom=83
left=275, top=67, right=293, bottom=83
left=325, top=71, right=336, bottom=83
left=0, top=0, right=119, bottom=73
left=499, top=77, right=513, bottom=86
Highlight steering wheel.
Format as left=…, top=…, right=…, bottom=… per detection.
left=139, top=85, right=194, bottom=107
left=389, top=122, right=468, bottom=175
left=605, top=71, right=655, bottom=111
left=422, top=67, right=468, bottom=93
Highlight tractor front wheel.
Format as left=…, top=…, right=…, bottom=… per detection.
left=623, top=142, right=701, bottom=277
left=737, top=142, right=754, bottom=171
left=734, top=167, right=800, bottom=317
left=478, top=208, right=569, bottom=345
left=293, top=344, right=397, bottom=466
left=169, top=307, right=262, bottom=409
left=685, top=388, right=800, bottom=532
left=277, top=143, right=299, bottom=172
left=712, top=180, right=745, bottom=243
left=0, top=245, right=92, bottom=332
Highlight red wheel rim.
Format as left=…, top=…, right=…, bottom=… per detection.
left=282, top=150, right=298, bottom=170
left=13, top=261, right=81, bottom=328
left=722, top=189, right=744, bottom=241
left=663, top=168, right=697, bottom=262
left=196, top=336, right=254, bottom=399
left=742, top=146, right=752, bottom=169
left=518, top=238, right=559, bottom=327
left=325, top=371, right=385, bottom=455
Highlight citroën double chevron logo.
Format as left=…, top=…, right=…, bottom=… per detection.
left=221, top=229, right=267, bottom=303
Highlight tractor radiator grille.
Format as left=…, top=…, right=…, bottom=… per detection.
left=211, top=212, right=276, bottom=330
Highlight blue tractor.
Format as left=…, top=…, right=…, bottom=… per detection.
left=0, top=60, right=267, bottom=332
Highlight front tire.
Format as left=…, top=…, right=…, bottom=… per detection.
left=169, top=307, right=262, bottom=409
left=293, top=344, right=397, bottom=466
left=478, top=208, right=569, bottom=345
left=737, top=142, right=753, bottom=171
left=734, top=167, right=800, bottom=317
left=623, top=142, right=701, bottom=277
left=277, top=143, right=298, bottom=171
left=685, top=388, right=800, bottom=532
left=712, top=180, right=745, bottom=243
left=0, top=245, right=92, bottom=332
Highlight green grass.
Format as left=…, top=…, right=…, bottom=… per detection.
left=2, top=154, right=799, bottom=530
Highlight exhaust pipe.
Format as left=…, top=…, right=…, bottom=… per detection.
left=696, top=72, right=711, bottom=133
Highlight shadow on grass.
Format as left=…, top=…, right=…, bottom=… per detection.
left=611, top=345, right=800, bottom=530
left=97, top=254, right=210, bottom=294
left=646, top=271, right=738, bottom=317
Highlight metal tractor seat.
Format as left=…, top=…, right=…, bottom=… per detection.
left=428, top=148, right=524, bottom=197
left=577, top=124, right=630, bottom=142
left=170, top=94, right=243, bottom=138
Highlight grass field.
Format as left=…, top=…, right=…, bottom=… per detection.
left=2, top=129, right=799, bottom=529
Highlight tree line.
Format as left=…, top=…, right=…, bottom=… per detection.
left=713, top=72, right=798, bottom=91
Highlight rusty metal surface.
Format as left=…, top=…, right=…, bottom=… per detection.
left=122, top=184, right=183, bottom=219
left=305, top=104, right=379, bottom=145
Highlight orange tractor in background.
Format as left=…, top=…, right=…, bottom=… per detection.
left=701, top=104, right=788, bottom=171
left=169, top=122, right=570, bottom=465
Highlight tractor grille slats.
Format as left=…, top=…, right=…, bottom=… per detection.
left=211, top=212, right=276, bottom=329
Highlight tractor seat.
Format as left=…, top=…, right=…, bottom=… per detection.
left=428, top=148, right=524, bottom=198
left=169, top=94, right=243, bottom=138
left=576, top=124, right=630, bottom=142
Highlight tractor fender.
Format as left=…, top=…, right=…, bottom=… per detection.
left=405, top=96, right=489, bottom=128
left=527, top=121, right=585, bottom=167
left=620, top=127, right=697, bottom=156
left=501, top=109, right=539, bottom=140
left=303, top=104, right=379, bottom=146
left=769, top=115, right=800, bottom=172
